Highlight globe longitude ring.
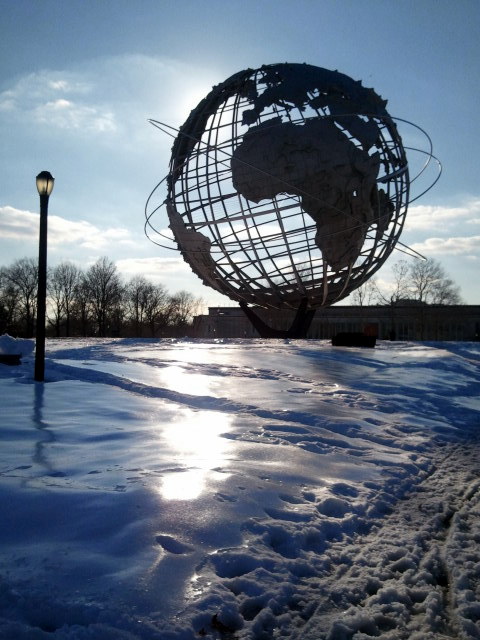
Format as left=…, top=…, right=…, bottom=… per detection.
left=145, top=63, right=440, bottom=337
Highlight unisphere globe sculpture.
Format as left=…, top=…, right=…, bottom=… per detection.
left=146, top=63, right=439, bottom=337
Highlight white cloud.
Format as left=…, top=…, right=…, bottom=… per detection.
left=0, top=206, right=39, bottom=242
left=115, top=256, right=213, bottom=298
left=116, top=256, right=191, bottom=281
left=0, top=55, right=219, bottom=140
left=48, top=79, right=80, bottom=92
left=0, top=90, right=16, bottom=111
left=410, top=235, right=480, bottom=256
left=34, top=99, right=117, bottom=132
left=0, top=67, right=115, bottom=134
left=0, top=69, right=92, bottom=113
left=0, top=206, right=134, bottom=250
left=405, top=199, right=480, bottom=231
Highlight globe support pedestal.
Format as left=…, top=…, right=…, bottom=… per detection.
left=240, top=299, right=316, bottom=339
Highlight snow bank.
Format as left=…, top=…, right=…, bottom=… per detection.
left=0, top=334, right=35, bottom=356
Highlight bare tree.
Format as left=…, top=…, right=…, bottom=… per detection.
left=169, top=290, right=203, bottom=329
left=374, top=258, right=462, bottom=340
left=351, top=277, right=378, bottom=306
left=373, top=261, right=410, bottom=339
left=73, top=277, right=93, bottom=337
left=409, top=258, right=462, bottom=305
left=48, top=271, right=63, bottom=338
left=377, top=258, right=462, bottom=306
left=125, top=276, right=168, bottom=336
left=143, top=283, right=171, bottom=337
left=0, top=268, right=20, bottom=334
left=48, top=262, right=82, bottom=337
left=61, top=262, right=83, bottom=337
left=431, top=277, right=462, bottom=305
left=0, top=256, right=205, bottom=338
left=83, top=257, right=124, bottom=337
left=375, top=259, right=412, bottom=305
left=1, top=258, right=38, bottom=336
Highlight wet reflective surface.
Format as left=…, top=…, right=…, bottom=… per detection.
left=1, top=338, right=478, bottom=637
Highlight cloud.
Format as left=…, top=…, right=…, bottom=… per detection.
left=0, top=68, right=112, bottom=134
left=34, top=99, right=116, bottom=133
left=405, top=199, right=480, bottom=231
left=0, top=55, right=219, bottom=141
left=115, top=256, right=191, bottom=281
left=115, top=256, right=213, bottom=297
left=0, top=206, right=39, bottom=242
left=410, top=235, right=480, bottom=256
left=0, top=205, right=225, bottom=304
left=0, top=206, right=135, bottom=251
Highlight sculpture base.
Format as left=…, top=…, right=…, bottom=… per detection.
left=240, top=299, right=316, bottom=339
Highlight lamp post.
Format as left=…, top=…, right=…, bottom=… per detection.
left=34, top=171, right=54, bottom=382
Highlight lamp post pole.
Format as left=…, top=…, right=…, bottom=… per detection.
left=34, top=171, right=54, bottom=382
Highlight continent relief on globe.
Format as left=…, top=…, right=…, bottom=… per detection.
left=231, top=117, right=392, bottom=271
left=167, top=203, right=224, bottom=293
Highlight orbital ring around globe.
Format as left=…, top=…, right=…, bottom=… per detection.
left=145, top=63, right=441, bottom=311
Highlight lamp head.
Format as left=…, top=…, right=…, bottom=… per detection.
left=36, top=171, right=55, bottom=196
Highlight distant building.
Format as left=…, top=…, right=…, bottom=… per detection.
left=192, top=304, right=480, bottom=341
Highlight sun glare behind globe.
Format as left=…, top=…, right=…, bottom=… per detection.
left=145, top=63, right=440, bottom=335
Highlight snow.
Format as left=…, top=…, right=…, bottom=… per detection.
left=0, top=334, right=35, bottom=356
left=0, top=337, right=479, bottom=639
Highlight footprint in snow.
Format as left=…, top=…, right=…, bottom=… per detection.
left=279, top=493, right=303, bottom=504
left=215, top=492, right=238, bottom=503
left=156, top=535, right=193, bottom=554
left=330, top=482, right=359, bottom=498
left=316, top=497, right=351, bottom=518
left=264, top=507, right=311, bottom=522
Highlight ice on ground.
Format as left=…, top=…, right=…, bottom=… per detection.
left=0, top=338, right=478, bottom=639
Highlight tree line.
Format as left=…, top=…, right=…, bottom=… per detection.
left=350, top=258, right=463, bottom=340
left=351, top=258, right=462, bottom=307
left=0, top=256, right=204, bottom=339
left=1, top=254, right=462, bottom=340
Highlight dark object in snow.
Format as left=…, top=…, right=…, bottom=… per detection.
left=0, top=354, right=21, bottom=365
left=211, top=613, right=235, bottom=633
left=332, top=333, right=376, bottom=348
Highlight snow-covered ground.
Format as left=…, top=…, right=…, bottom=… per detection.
left=0, top=337, right=479, bottom=640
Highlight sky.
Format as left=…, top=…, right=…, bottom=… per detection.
left=1, top=0, right=479, bottom=308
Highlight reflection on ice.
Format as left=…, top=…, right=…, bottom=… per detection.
left=159, top=410, right=232, bottom=500
left=2, top=339, right=479, bottom=639
left=162, top=469, right=207, bottom=501
left=163, top=364, right=214, bottom=398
